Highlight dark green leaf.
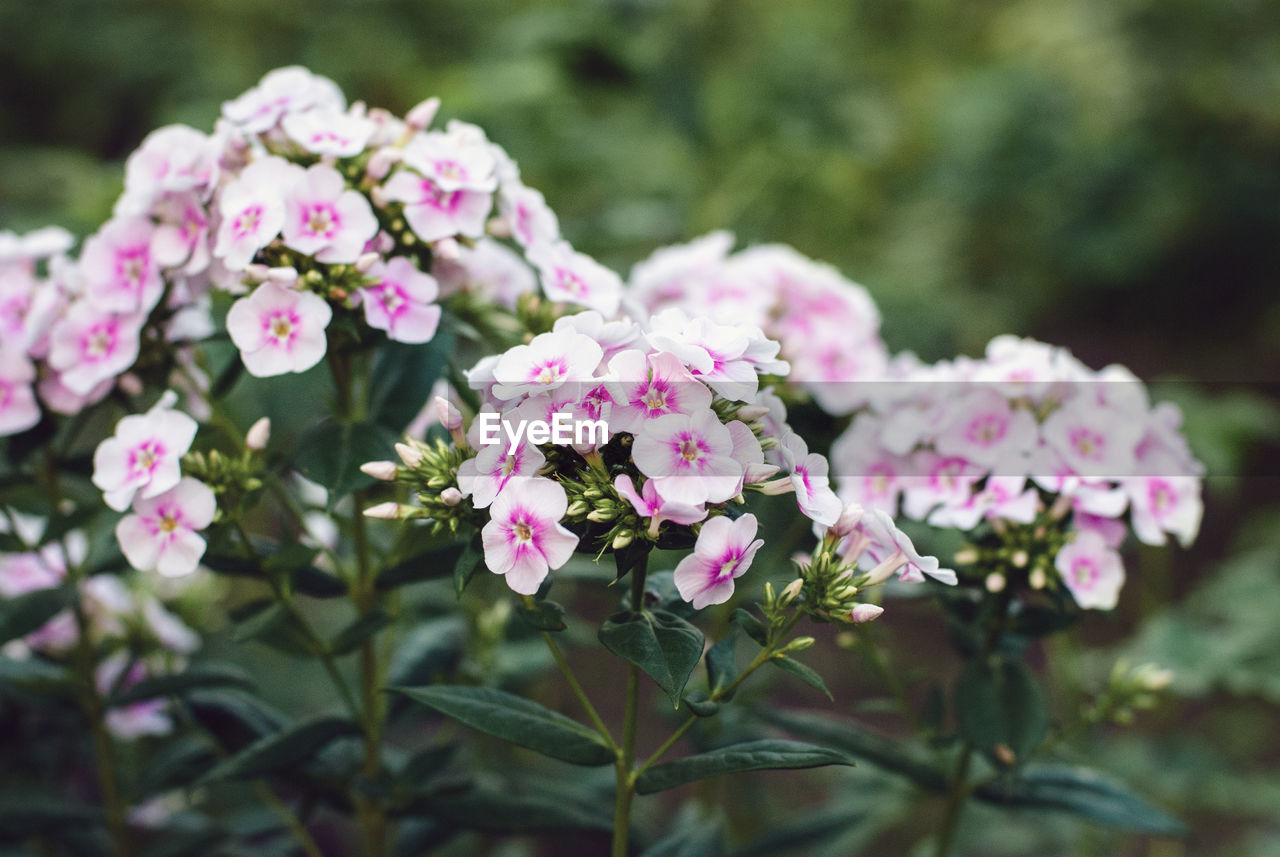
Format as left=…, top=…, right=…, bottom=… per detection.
left=386, top=617, right=466, bottom=690
left=974, top=764, right=1187, bottom=835
left=636, top=739, right=854, bottom=794
left=399, top=744, right=459, bottom=789
left=138, top=737, right=218, bottom=795
left=329, top=607, right=394, bottom=655
left=0, top=655, right=76, bottom=695
left=732, top=803, right=869, bottom=857
left=0, top=584, right=75, bottom=645
left=377, top=536, right=470, bottom=590
left=955, top=659, right=1048, bottom=767
left=368, top=332, right=453, bottom=432
left=0, top=795, right=100, bottom=836
left=599, top=609, right=705, bottom=706
left=612, top=539, right=652, bottom=582
left=389, top=685, right=615, bottom=766
left=454, top=533, right=485, bottom=597
left=517, top=597, right=567, bottom=632
left=730, top=608, right=768, bottom=646
left=110, top=663, right=255, bottom=706
left=683, top=691, right=720, bottom=718
left=400, top=783, right=612, bottom=833
left=706, top=629, right=739, bottom=699
left=198, top=715, right=362, bottom=783
left=185, top=689, right=290, bottom=750
left=640, top=814, right=725, bottom=857
left=230, top=601, right=316, bottom=655
left=752, top=707, right=947, bottom=792
left=769, top=655, right=833, bottom=701
left=293, top=417, right=401, bottom=501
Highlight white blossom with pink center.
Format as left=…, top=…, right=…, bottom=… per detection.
left=632, top=409, right=742, bottom=507
left=221, top=66, right=345, bottom=134
left=457, top=436, right=547, bottom=509
left=1041, top=399, right=1143, bottom=479
left=615, top=474, right=707, bottom=538
left=47, top=302, right=145, bottom=396
left=93, top=394, right=198, bottom=512
left=779, top=431, right=844, bottom=527
left=553, top=311, right=640, bottom=362
left=1126, top=472, right=1202, bottom=549
left=359, top=257, right=442, bottom=344
left=117, top=125, right=218, bottom=215
left=149, top=192, right=211, bottom=275
left=432, top=238, right=536, bottom=307
left=927, top=475, right=1040, bottom=531
left=673, top=513, right=764, bottom=609
left=499, top=182, right=560, bottom=249
left=0, top=348, right=40, bottom=436
left=225, top=281, right=333, bottom=377
left=645, top=309, right=758, bottom=401
left=1055, top=530, right=1124, bottom=610
left=490, top=329, right=604, bottom=402
left=607, top=349, right=712, bottom=436
left=282, top=108, right=376, bottom=157
left=402, top=127, right=499, bottom=193
left=383, top=170, right=491, bottom=242
left=934, top=389, right=1038, bottom=469
left=282, top=163, right=378, bottom=263
left=213, top=157, right=295, bottom=271
left=80, top=217, right=164, bottom=314
left=116, top=477, right=217, bottom=577
left=528, top=240, right=623, bottom=316
left=859, top=508, right=958, bottom=585
left=480, top=477, right=579, bottom=595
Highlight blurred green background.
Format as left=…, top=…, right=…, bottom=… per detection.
left=3, top=1, right=1279, bottom=854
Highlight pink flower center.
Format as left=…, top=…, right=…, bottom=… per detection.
left=966, top=414, right=1007, bottom=446
left=117, top=248, right=149, bottom=288
left=1149, top=480, right=1172, bottom=513
left=1072, top=558, right=1099, bottom=586
left=435, top=160, right=466, bottom=182
left=377, top=284, right=407, bottom=317
left=513, top=522, right=533, bottom=542
left=555, top=269, right=587, bottom=297
left=530, top=358, right=568, bottom=386
left=234, top=205, right=264, bottom=238
left=1069, top=427, right=1104, bottom=460
left=264, top=310, right=300, bottom=346
left=303, top=203, right=340, bottom=238
left=128, top=440, right=166, bottom=476
left=680, top=439, right=702, bottom=462
left=81, top=323, right=117, bottom=361
left=717, top=555, right=741, bottom=581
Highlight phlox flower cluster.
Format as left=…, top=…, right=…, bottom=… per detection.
left=377, top=295, right=948, bottom=615
left=628, top=233, right=889, bottom=414
left=829, top=335, right=1205, bottom=609
left=0, top=515, right=201, bottom=740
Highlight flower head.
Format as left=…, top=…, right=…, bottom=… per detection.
left=673, top=514, right=764, bottom=609
left=226, top=281, right=333, bottom=377
left=480, top=477, right=579, bottom=595
left=358, top=257, right=442, bottom=344
left=116, top=477, right=217, bottom=577
left=282, top=164, right=379, bottom=263
left=632, top=409, right=742, bottom=507
left=93, top=394, right=199, bottom=512
left=1055, top=530, right=1124, bottom=610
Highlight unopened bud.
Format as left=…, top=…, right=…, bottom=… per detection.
left=365, top=148, right=401, bottom=182
left=267, top=266, right=299, bottom=286
left=433, top=237, right=460, bottom=261
left=863, top=550, right=907, bottom=586
left=244, top=263, right=271, bottom=282
left=434, top=395, right=463, bottom=431
left=486, top=215, right=513, bottom=238
left=780, top=636, right=816, bottom=654
left=1011, top=549, right=1029, bottom=568
left=611, top=530, right=634, bottom=550
left=985, top=572, right=1006, bottom=593
left=364, top=502, right=406, bottom=520
left=118, top=373, right=144, bottom=396
left=953, top=547, right=979, bottom=565
left=245, top=417, right=271, bottom=451
left=395, top=442, right=423, bottom=468
left=736, top=404, right=770, bottom=421
left=566, top=500, right=590, bottom=517
left=849, top=603, right=885, bottom=624
left=440, top=487, right=463, bottom=507
left=405, top=96, right=441, bottom=131
left=360, top=460, right=398, bottom=481
left=781, top=578, right=804, bottom=605
left=370, top=185, right=391, bottom=208
left=1028, top=567, right=1047, bottom=590
left=755, top=476, right=796, bottom=496
left=743, top=463, right=781, bottom=484
left=355, top=252, right=381, bottom=273
left=587, top=508, right=616, bottom=523
left=829, top=503, right=864, bottom=538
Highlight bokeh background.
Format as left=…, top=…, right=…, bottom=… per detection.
left=3, top=1, right=1279, bottom=854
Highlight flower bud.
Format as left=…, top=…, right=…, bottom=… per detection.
left=985, top=572, right=1006, bottom=593
left=953, top=547, right=979, bottom=565
left=755, top=476, right=796, bottom=496
left=566, top=500, right=590, bottom=517
left=829, top=503, right=864, bottom=538
left=267, top=266, right=299, bottom=286
left=1011, top=549, right=1029, bottom=568
left=743, top=463, right=781, bottom=484
left=364, top=502, right=406, bottom=520
left=863, top=550, right=907, bottom=586
left=434, top=395, right=463, bottom=431
left=611, top=530, right=634, bottom=550
left=780, top=577, right=804, bottom=605
left=118, top=372, right=144, bottom=396
left=849, top=603, right=885, bottom=624
left=780, top=636, right=816, bottom=654
left=355, top=252, right=381, bottom=273
left=433, top=237, right=460, bottom=262
left=486, top=215, right=513, bottom=238
left=364, top=148, right=399, bottom=182
left=736, top=404, right=770, bottom=421
left=1028, top=567, right=1047, bottom=590
left=245, top=417, right=271, bottom=451
left=360, top=460, right=398, bottom=481
left=370, top=185, right=392, bottom=208
left=395, top=442, right=423, bottom=468
left=405, top=96, right=441, bottom=131
left=440, top=487, right=463, bottom=507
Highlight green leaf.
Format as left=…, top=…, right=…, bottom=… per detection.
left=0, top=795, right=100, bottom=836
left=733, top=803, right=869, bottom=857
left=454, top=533, right=485, bottom=597
left=517, top=597, right=567, bottom=632
left=229, top=601, right=316, bottom=656
left=769, top=655, right=833, bottom=700
left=640, top=813, right=725, bottom=856
left=368, top=332, right=453, bottom=432
left=730, top=608, right=768, bottom=647
left=198, top=715, right=362, bottom=783
left=0, top=656, right=76, bottom=695
left=636, top=739, right=854, bottom=795
left=293, top=417, right=401, bottom=501
left=202, top=552, right=345, bottom=598
left=752, top=707, right=947, bottom=792
left=398, top=782, right=612, bottom=833
left=185, top=689, right=290, bottom=750
left=0, top=584, right=75, bottom=645
left=974, top=764, right=1187, bottom=835
left=682, top=690, right=720, bottom=718
left=109, top=663, right=255, bottom=706
left=955, top=659, right=1048, bottom=767
left=377, top=536, right=470, bottom=590
left=705, top=629, right=739, bottom=699
left=599, top=609, right=705, bottom=706
left=138, top=736, right=219, bottom=796
left=386, top=617, right=466, bottom=691
left=329, top=607, right=394, bottom=655
left=389, top=685, right=615, bottom=766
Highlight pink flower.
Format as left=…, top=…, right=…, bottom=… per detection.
left=119, top=125, right=217, bottom=214
left=222, top=66, right=345, bottom=134
left=1042, top=400, right=1142, bottom=478
left=830, top=417, right=908, bottom=513
left=213, top=157, right=295, bottom=270
left=0, top=348, right=40, bottom=436
left=779, top=432, right=844, bottom=527
left=645, top=309, right=757, bottom=400
left=901, top=454, right=984, bottom=521
left=499, top=183, right=560, bottom=249
left=614, top=474, right=707, bottom=537
left=383, top=171, right=491, bottom=242
left=116, top=477, right=217, bottom=577
left=673, top=514, right=764, bottom=609
left=859, top=508, right=957, bottom=585
left=93, top=395, right=199, bottom=512
left=457, top=436, right=547, bottom=508
left=47, top=302, right=145, bottom=396
left=432, top=238, right=536, bottom=307
left=358, top=257, right=442, bottom=344
left=282, top=108, right=376, bottom=157
left=149, top=192, right=211, bottom=275
left=480, top=477, right=579, bottom=595
left=490, top=329, right=604, bottom=402
left=632, top=409, right=741, bottom=506
left=80, top=217, right=164, bottom=314
left=225, top=282, right=333, bottom=377
left=1055, top=530, right=1124, bottom=610
left=1126, top=475, right=1202, bottom=548
left=401, top=129, right=498, bottom=193
left=282, top=164, right=378, bottom=263
left=934, top=389, right=1038, bottom=469
left=927, top=475, right=1040, bottom=531
left=607, top=349, right=712, bottom=435
left=528, top=240, right=622, bottom=316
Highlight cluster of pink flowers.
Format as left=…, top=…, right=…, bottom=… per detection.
left=0, top=515, right=201, bottom=739
left=378, top=297, right=949, bottom=614
left=829, top=335, right=1205, bottom=609
left=628, top=233, right=889, bottom=414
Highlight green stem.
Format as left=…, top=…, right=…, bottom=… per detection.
left=611, top=559, right=648, bottom=857
left=351, top=490, right=388, bottom=857
left=538, top=628, right=618, bottom=753
left=72, top=600, right=130, bottom=857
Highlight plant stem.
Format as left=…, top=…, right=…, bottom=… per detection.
left=539, top=629, right=618, bottom=752
left=611, top=558, right=648, bottom=857
left=934, top=742, right=974, bottom=857
left=351, top=490, right=388, bottom=857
